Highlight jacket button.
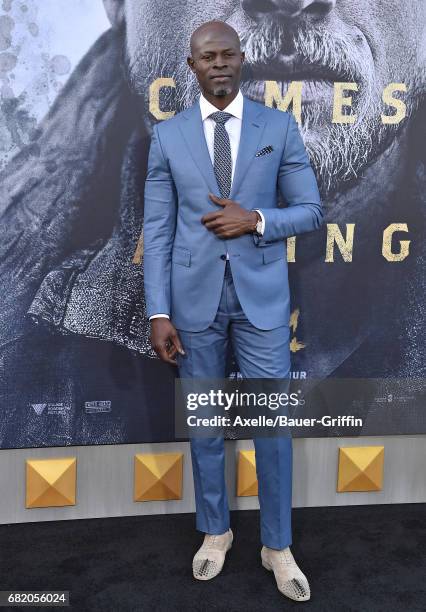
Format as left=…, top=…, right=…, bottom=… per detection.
left=220, top=254, right=227, bottom=260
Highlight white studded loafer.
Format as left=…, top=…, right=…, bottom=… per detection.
left=192, top=528, right=233, bottom=580
left=261, top=545, right=311, bottom=602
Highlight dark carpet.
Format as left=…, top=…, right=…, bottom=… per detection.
left=1, top=504, right=425, bottom=611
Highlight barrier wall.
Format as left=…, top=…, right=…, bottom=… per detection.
left=1, top=435, right=425, bottom=524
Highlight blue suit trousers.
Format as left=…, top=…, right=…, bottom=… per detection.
left=176, top=260, right=292, bottom=550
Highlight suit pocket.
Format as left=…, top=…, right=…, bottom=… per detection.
left=172, top=245, right=191, bottom=267
left=262, top=242, right=285, bottom=264
left=254, top=150, right=277, bottom=162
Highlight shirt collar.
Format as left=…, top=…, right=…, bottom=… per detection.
left=199, top=89, right=244, bottom=121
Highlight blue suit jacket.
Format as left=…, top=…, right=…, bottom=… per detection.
left=143, top=95, right=323, bottom=332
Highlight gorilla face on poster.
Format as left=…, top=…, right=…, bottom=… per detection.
left=0, top=0, right=425, bottom=448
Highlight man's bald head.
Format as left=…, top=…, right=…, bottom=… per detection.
left=190, top=20, right=241, bottom=56
left=186, top=20, right=244, bottom=108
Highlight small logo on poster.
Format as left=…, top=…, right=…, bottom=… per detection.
left=30, top=403, right=47, bottom=415
left=29, top=402, right=71, bottom=415
left=85, top=400, right=112, bottom=414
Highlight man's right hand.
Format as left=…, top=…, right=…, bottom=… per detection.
left=150, top=318, right=185, bottom=365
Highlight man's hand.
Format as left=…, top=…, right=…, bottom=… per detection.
left=201, top=193, right=259, bottom=238
left=150, top=318, right=185, bottom=365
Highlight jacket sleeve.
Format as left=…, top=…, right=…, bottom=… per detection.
left=143, top=123, right=177, bottom=318
left=253, top=113, right=323, bottom=245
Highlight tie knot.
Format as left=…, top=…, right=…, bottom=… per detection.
left=209, top=111, right=233, bottom=125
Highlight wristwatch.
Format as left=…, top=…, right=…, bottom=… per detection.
left=252, top=210, right=263, bottom=236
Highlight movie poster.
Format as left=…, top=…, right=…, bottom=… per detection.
left=0, top=1, right=424, bottom=449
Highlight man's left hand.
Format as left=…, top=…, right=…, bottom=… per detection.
left=201, top=193, right=259, bottom=238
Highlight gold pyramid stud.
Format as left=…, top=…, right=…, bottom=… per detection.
left=26, top=457, right=77, bottom=508
left=134, top=452, right=183, bottom=501
left=236, top=450, right=258, bottom=497
left=337, top=446, right=384, bottom=492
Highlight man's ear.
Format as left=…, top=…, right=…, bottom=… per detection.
left=102, top=0, right=125, bottom=29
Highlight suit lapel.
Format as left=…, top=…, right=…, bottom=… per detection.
left=178, top=96, right=267, bottom=199
left=230, top=97, right=266, bottom=199
left=178, top=102, right=220, bottom=195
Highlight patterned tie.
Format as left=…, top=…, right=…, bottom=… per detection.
left=209, top=111, right=233, bottom=198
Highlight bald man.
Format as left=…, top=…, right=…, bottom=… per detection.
left=143, top=21, right=323, bottom=602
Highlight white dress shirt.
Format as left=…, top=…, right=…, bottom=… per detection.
left=149, top=90, right=265, bottom=321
